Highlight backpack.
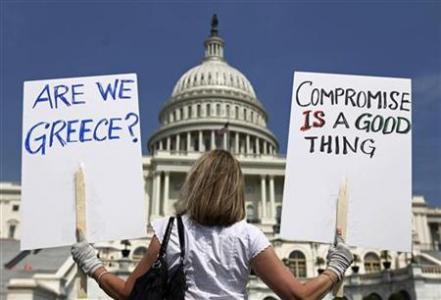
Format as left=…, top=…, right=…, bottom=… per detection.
left=129, top=215, right=187, bottom=300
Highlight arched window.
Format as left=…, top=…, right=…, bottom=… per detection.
left=276, top=206, right=282, bottom=224
left=8, top=224, right=16, bottom=239
left=235, top=106, right=239, bottom=119
left=197, top=104, right=201, bottom=117
left=243, top=108, right=247, bottom=120
left=7, top=219, right=19, bottom=239
left=363, top=293, right=382, bottom=300
left=364, top=252, right=381, bottom=273
left=246, top=204, right=257, bottom=223
left=388, top=291, right=411, bottom=300
left=226, top=104, right=230, bottom=117
left=188, top=106, right=192, bottom=119
left=286, top=250, right=307, bottom=278
left=133, top=247, right=147, bottom=261
left=179, top=107, right=184, bottom=120
left=216, top=103, right=221, bottom=116
left=207, top=103, right=211, bottom=117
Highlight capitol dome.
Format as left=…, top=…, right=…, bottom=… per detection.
left=148, top=15, right=279, bottom=156
left=171, top=58, right=257, bottom=100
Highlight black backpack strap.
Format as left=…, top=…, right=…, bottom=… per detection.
left=177, top=215, right=185, bottom=261
left=159, top=217, right=175, bottom=257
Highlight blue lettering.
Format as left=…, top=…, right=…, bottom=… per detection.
left=25, top=122, right=50, bottom=155
left=108, top=117, right=122, bottom=140
left=49, top=120, right=67, bottom=147
left=53, top=85, right=71, bottom=108
left=66, top=120, right=79, bottom=143
left=93, top=118, right=109, bottom=141
left=79, top=119, right=93, bottom=142
left=119, top=79, right=134, bottom=99
left=32, top=84, right=53, bottom=109
left=24, top=115, right=133, bottom=155
left=71, top=84, right=86, bottom=105
left=96, top=80, right=119, bottom=101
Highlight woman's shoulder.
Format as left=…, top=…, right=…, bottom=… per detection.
left=150, top=215, right=177, bottom=241
left=227, top=220, right=268, bottom=240
left=237, top=221, right=271, bottom=259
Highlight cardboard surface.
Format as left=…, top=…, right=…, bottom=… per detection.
left=281, top=71, right=412, bottom=252
left=21, top=73, right=145, bottom=250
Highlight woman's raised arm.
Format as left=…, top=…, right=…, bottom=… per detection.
left=251, top=246, right=336, bottom=300
left=251, top=235, right=353, bottom=300
left=71, top=229, right=161, bottom=300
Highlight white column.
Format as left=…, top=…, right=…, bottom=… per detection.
left=235, top=132, right=240, bottom=154
left=419, top=214, right=430, bottom=247
left=199, top=131, right=204, bottom=152
left=223, top=132, right=227, bottom=150
left=211, top=130, right=216, bottom=150
left=184, top=106, right=189, bottom=119
left=166, top=137, right=171, bottom=151
left=153, top=172, right=161, bottom=217
left=187, top=132, right=191, bottom=152
left=264, top=142, right=268, bottom=155
left=192, top=104, right=197, bottom=117
left=260, top=175, right=267, bottom=220
left=422, top=216, right=431, bottom=246
left=269, top=176, right=276, bottom=222
left=176, top=134, right=180, bottom=152
left=246, top=135, right=250, bottom=155
left=415, top=214, right=423, bottom=245
left=163, top=172, right=170, bottom=215
left=159, top=139, right=163, bottom=150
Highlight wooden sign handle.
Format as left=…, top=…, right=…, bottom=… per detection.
left=333, top=178, right=348, bottom=298
left=75, top=165, right=88, bottom=298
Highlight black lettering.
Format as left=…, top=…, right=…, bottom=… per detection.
left=333, top=112, right=350, bottom=129
left=295, top=80, right=313, bottom=107
left=304, top=136, right=317, bottom=152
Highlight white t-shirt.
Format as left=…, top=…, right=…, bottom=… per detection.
left=151, top=214, right=270, bottom=300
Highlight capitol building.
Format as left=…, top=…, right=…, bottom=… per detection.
left=1, top=16, right=441, bottom=300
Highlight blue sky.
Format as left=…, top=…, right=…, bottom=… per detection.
left=1, top=1, right=440, bottom=206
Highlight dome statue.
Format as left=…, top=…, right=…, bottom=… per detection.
left=170, top=15, right=258, bottom=103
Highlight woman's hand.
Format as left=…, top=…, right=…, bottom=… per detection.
left=71, top=228, right=104, bottom=276
left=325, top=232, right=353, bottom=281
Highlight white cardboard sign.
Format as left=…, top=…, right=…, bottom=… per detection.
left=281, top=72, right=412, bottom=252
left=21, top=73, right=146, bottom=250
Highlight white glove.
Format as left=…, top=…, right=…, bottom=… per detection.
left=71, top=229, right=103, bottom=276
left=326, top=235, right=353, bottom=280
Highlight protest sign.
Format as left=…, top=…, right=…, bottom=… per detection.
left=280, top=72, right=412, bottom=252
left=21, top=73, right=145, bottom=250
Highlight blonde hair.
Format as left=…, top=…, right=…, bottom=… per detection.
left=176, top=149, right=245, bottom=226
